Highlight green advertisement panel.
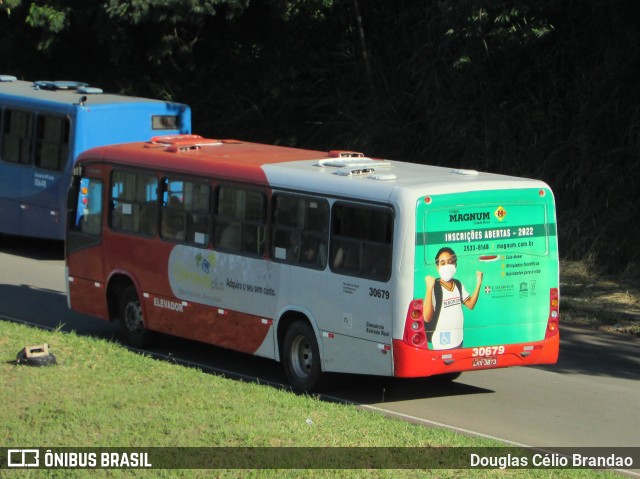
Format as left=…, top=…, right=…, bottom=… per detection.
left=415, top=188, right=558, bottom=350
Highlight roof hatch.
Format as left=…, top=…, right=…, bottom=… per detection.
left=33, top=80, right=103, bottom=94
left=328, top=150, right=364, bottom=158
left=316, top=157, right=391, bottom=168
left=317, top=155, right=395, bottom=180
left=147, top=134, right=241, bottom=152
left=450, top=168, right=480, bottom=176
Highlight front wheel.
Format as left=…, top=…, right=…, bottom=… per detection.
left=282, top=320, right=324, bottom=393
left=119, top=285, right=153, bottom=348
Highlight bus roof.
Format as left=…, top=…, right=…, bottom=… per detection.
left=78, top=135, right=548, bottom=201
left=0, top=78, right=184, bottom=108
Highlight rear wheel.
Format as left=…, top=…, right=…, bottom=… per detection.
left=282, top=320, right=324, bottom=393
left=119, top=285, right=152, bottom=348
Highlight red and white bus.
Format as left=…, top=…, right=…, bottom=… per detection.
left=66, top=135, right=560, bottom=391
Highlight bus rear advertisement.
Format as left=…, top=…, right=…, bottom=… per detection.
left=0, top=75, right=191, bottom=240
left=396, top=187, right=559, bottom=378
left=65, top=135, right=559, bottom=392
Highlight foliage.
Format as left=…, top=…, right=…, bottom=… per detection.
left=1, top=0, right=639, bottom=275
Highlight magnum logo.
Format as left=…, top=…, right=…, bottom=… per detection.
left=449, top=212, right=491, bottom=222
left=494, top=206, right=507, bottom=221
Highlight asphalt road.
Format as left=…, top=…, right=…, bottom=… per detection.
left=1, top=236, right=639, bottom=459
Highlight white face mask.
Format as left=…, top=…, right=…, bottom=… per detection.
left=439, top=264, right=456, bottom=282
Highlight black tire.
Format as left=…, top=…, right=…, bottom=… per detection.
left=16, top=351, right=57, bottom=367
left=119, top=285, right=153, bottom=348
left=27, top=354, right=57, bottom=367
left=282, top=320, right=324, bottom=393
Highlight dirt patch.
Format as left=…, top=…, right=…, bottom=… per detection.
left=560, top=260, right=640, bottom=337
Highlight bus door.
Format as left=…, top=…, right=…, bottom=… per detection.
left=25, top=113, right=70, bottom=237
left=0, top=108, right=32, bottom=235
left=1, top=109, right=71, bottom=238
left=66, top=170, right=108, bottom=318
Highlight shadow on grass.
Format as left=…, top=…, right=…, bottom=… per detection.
left=0, top=282, right=493, bottom=403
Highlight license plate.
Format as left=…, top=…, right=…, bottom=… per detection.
left=472, top=357, right=497, bottom=367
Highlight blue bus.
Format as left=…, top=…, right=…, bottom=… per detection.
left=0, top=75, right=191, bottom=240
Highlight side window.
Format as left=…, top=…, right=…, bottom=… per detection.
left=331, top=203, right=393, bottom=281
left=35, top=115, right=70, bottom=171
left=110, top=170, right=158, bottom=236
left=2, top=109, right=33, bottom=165
left=70, top=177, right=103, bottom=236
left=214, top=186, right=266, bottom=256
left=271, top=194, right=329, bottom=269
left=161, top=178, right=211, bottom=245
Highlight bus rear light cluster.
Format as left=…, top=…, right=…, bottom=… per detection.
left=404, top=300, right=427, bottom=348
left=546, top=288, right=560, bottom=338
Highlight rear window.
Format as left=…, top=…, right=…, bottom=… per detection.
left=152, top=115, right=179, bottom=130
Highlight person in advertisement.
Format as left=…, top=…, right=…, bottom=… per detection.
left=423, top=247, right=484, bottom=350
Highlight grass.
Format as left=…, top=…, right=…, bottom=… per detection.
left=0, top=320, right=620, bottom=479
left=559, top=260, right=640, bottom=336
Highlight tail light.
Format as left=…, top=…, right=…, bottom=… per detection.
left=546, top=288, right=560, bottom=338
left=403, top=300, right=427, bottom=348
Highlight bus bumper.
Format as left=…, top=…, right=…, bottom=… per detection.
left=392, top=332, right=559, bottom=378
